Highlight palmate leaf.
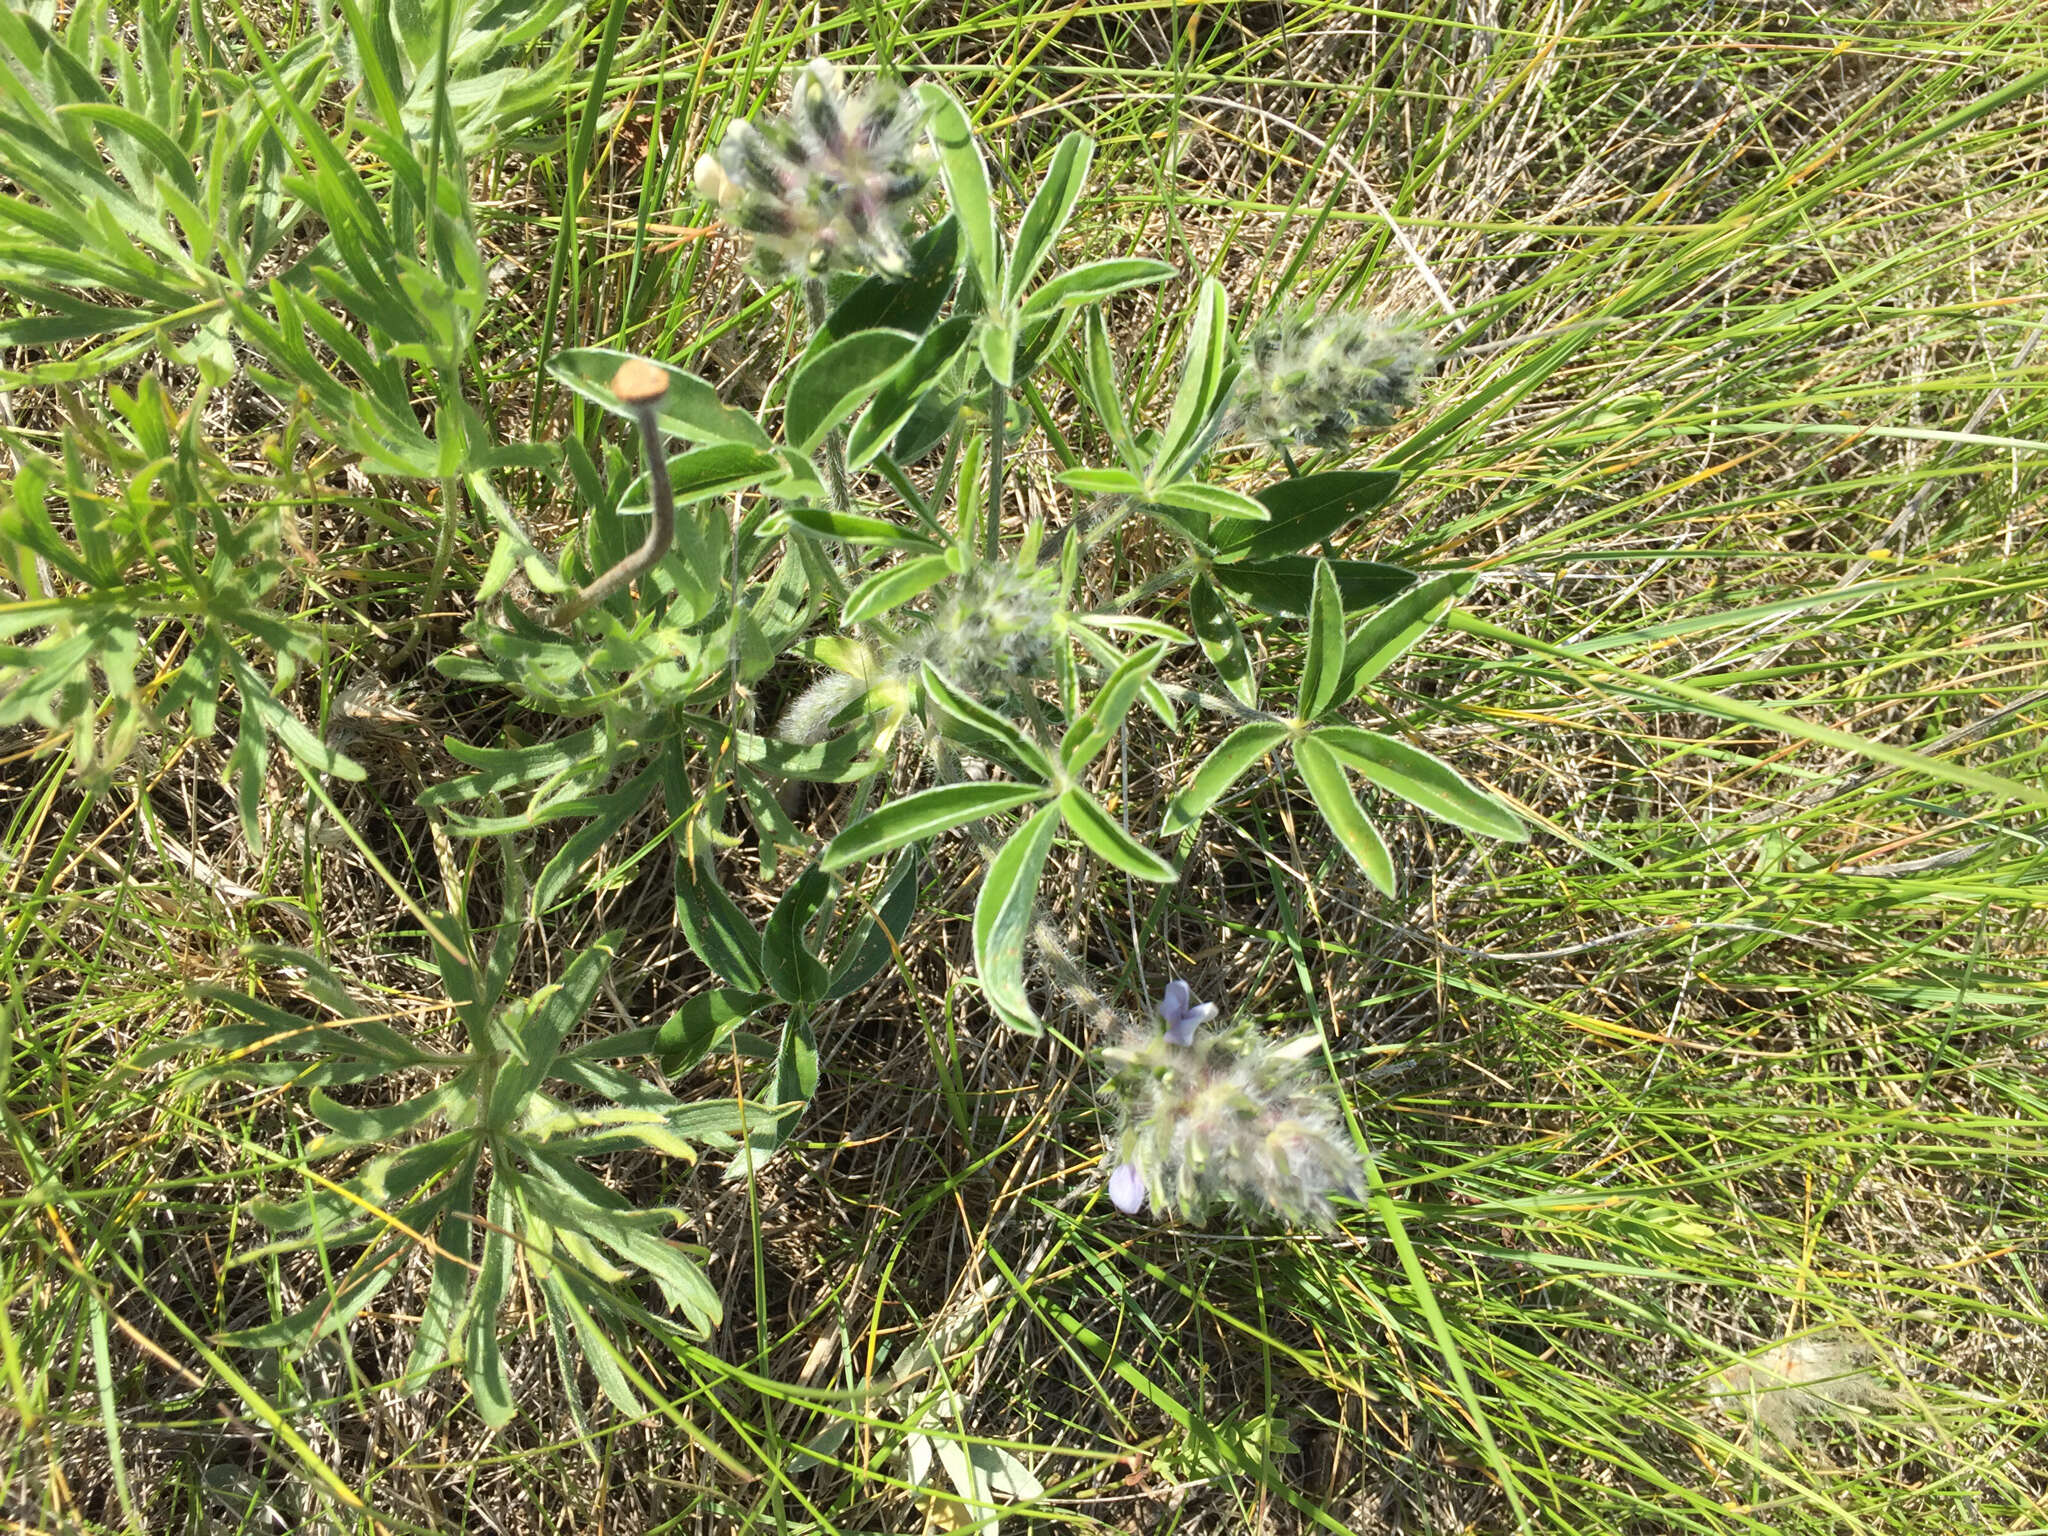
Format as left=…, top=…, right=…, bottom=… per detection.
left=921, top=664, right=1057, bottom=781
left=1208, top=556, right=1414, bottom=621
left=842, top=553, right=956, bottom=626
left=307, top=1082, right=466, bottom=1156
left=548, top=348, right=773, bottom=450
left=782, top=503, right=945, bottom=554
left=1060, top=641, right=1166, bottom=775
left=540, top=1268, right=641, bottom=1418
left=1006, top=130, right=1094, bottom=305
left=1296, top=558, right=1347, bottom=720
left=465, top=1173, right=517, bottom=1426
left=1071, top=625, right=1178, bottom=730
left=654, top=988, right=766, bottom=1073
left=0, top=396, right=349, bottom=809
left=401, top=1151, right=479, bottom=1393
left=1162, top=721, right=1290, bottom=834
left=330, top=0, right=587, bottom=150
left=828, top=848, right=921, bottom=1001
left=193, top=914, right=748, bottom=1423
left=1078, top=308, right=1144, bottom=473
left=517, top=1150, right=720, bottom=1331
left=485, top=936, right=618, bottom=1129
left=1338, top=571, right=1475, bottom=703
left=1153, top=277, right=1236, bottom=482
left=1023, top=256, right=1176, bottom=319
left=721, top=1012, right=820, bottom=1180
left=242, top=1133, right=475, bottom=1257
left=531, top=766, right=662, bottom=912
left=220, top=1239, right=407, bottom=1352
left=1058, top=467, right=1144, bottom=498
left=916, top=84, right=999, bottom=303
left=1147, top=480, right=1269, bottom=524
left=1059, top=789, right=1175, bottom=883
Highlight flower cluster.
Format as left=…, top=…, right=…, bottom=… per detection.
left=906, top=558, right=1063, bottom=699
left=772, top=557, right=1061, bottom=764
left=1231, top=311, right=1436, bottom=450
left=1104, top=980, right=1365, bottom=1228
left=693, top=59, right=929, bottom=280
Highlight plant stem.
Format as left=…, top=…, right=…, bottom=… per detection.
left=984, top=374, right=1005, bottom=563
left=803, top=278, right=855, bottom=515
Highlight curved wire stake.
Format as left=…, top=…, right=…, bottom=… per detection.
left=553, top=360, right=675, bottom=626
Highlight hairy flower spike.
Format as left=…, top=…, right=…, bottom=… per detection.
left=1105, top=980, right=1364, bottom=1227
left=909, top=559, right=1062, bottom=700
left=1231, top=311, right=1436, bottom=450
left=693, top=59, right=929, bottom=281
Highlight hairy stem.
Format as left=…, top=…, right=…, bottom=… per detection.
left=984, top=374, right=1005, bottom=563
left=804, top=278, right=855, bottom=515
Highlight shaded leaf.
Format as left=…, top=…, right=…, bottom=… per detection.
left=785, top=329, right=917, bottom=454
left=1190, top=573, right=1257, bottom=708
left=1209, top=557, right=1413, bottom=621
left=846, top=314, right=975, bottom=468
left=817, top=217, right=961, bottom=343
left=1213, top=469, right=1400, bottom=562
left=762, top=865, right=832, bottom=1007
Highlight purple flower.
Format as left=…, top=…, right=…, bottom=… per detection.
left=1157, top=978, right=1218, bottom=1047
left=1103, top=985, right=1365, bottom=1227
left=1108, top=1160, right=1147, bottom=1214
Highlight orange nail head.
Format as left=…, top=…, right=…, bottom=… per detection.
left=611, top=358, right=670, bottom=404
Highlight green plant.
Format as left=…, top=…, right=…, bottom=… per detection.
left=172, top=850, right=750, bottom=1426
left=0, top=0, right=571, bottom=819
left=433, top=62, right=1529, bottom=1066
